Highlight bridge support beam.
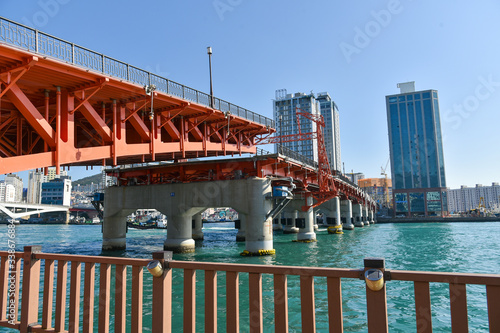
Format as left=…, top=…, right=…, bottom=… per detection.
left=370, top=210, right=375, bottom=224
left=353, top=204, right=364, bottom=227
left=341, top=199, right=354, bottom=230
left=102, top=177, right=273, bottom=254
left=319, top=196, right=343, bottom=234
left=192, top=213, right=204, bottom=240
left=282, top=211, right=299, bottom=234
left=102, top=209, right=134, bottom=251
left=273, top=215, right=283, bottom=231
left=364, top=206, right=370, bottom=226
left=165, top=214, right=196, bottom=253
left=296, top=196, right=316, bottom=242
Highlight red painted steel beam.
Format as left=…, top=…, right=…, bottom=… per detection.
left=4, top=84, right=56, bottom=148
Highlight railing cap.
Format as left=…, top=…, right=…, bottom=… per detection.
left=364, top=257, right=385, bottom=269
left=152, top=251, right=173, bottom=261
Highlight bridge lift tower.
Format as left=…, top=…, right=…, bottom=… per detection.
left=256, top=107, right=338, bottom=210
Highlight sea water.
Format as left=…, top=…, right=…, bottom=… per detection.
left=0, top=222, right=499, bottom=332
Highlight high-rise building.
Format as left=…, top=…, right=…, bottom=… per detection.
left=386, top=82, right=448, bottom=217
left=4, top=174, right=23, bottom=202
left=273, top=89, right=341, bottom=169
left=316, top=92, right=342, bottom=171
left=27, top=167, right=68, bottom=204
left=274, top=90, right=318, bottom=162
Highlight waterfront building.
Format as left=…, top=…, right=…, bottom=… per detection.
left=41, top=178, right=72, bottom=206
left=28, top=167, right=69, bottom=204
left=273, top=90, right=342, bottom=170
left=0, top=181, right=16, bottom=202
left=274, top=90, right=318, bottom=162
left=386, top=82, right=447, bottom=217
left=447, top=183, right=500, bottom=213
left=27, top=171, right=47, bottom=204
left=358, top=178, right=393, bottom=209
left=316, top=92, right=342, bottom=171
left=4, top=173, right=23, bottom=202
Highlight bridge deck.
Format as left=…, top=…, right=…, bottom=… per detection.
left=0, top=17, right=273, bottom=174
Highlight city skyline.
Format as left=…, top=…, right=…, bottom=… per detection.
left=0, top=1, right=499, bottom=189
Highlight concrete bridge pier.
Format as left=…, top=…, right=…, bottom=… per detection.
left=192, top=213, right=204, bottom=240
left=363, top=206, right=370, bottom=226
left=102, top=208, right=134, bottom=251
left=369, top=210, right=375, bottom=224
left=341, top=199, right=354, bottom=230
left=319, top=196, right=343, bottom=234
left=236, top=178, right=274, bottom=255
left=353, top=204, right=364, bottom=227
left=282, top=210, right=299, bottom=234
left=286, top=197, right=316, bottom=242
left=164, top=213, right=198, bottom=253
left=273, top=214, right=283, bottom=231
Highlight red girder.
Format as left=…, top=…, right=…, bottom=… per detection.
left=0, top=44, right=271, bottom=174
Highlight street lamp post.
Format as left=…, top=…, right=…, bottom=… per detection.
left=207, top=46, right=214, bottom=108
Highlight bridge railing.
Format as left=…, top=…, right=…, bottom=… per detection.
left=0, top=16, right=275, bottom=129
left=1, top=246, right=499, bottom=332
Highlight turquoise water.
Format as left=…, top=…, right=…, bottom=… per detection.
left=1, top=222, right=499, bottom=332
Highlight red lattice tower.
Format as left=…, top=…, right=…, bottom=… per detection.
left=256, top=107, right=338, bottom=209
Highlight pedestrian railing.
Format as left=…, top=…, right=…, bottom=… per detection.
left=0, top=16, right=275, bottom=129
left=0, top=247, right=499, bottom=332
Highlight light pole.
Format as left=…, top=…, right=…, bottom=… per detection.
left=207, top=46, right=214, bottom=108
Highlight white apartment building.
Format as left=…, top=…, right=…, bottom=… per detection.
left=447, top=183, right=500, bottom=213
left=4, top=174, right=23, bottom=202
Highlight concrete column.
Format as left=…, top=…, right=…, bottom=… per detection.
left=318, top=196, right=343, bottom=234
left=102, top=209, right=134, bottom=251
left=240, top=178, right=274, bottom=255
left=341, top=199, right=354, bottom=230
left=282, top=210, right=299, bottom=234
left=236, top=214, right=246, bottom=242
left=313, top=209, right=319, bottom=231
left=354, top=204, right=364, bottom=227
left=364, top=206, right=370, bottom=226
left=297, top=196, right=316, bottom=242
left=192, top=213, right=204, bottom=240
left=369, top=209, right=375, bottom=224
left=164, top=214, right=195, bottom=253
left=273, top=214, right=283, bottom=231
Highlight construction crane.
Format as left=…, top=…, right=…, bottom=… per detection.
left=255, top=107, right=337, bottom=209
left=381, top=158, right=390, bottom=208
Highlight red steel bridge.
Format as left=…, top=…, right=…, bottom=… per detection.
left=0, top=17, right=375, bottom=210
left=0, top=17, right=273, bottom=175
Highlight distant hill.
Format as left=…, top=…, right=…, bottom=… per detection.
left=73, top=173, right=101, bottom=186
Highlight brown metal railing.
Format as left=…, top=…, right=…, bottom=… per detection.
left=0, top=246, right=499, bottom=332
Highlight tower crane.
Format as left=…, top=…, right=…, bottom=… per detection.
left=255, top=107, right=337, bottom=210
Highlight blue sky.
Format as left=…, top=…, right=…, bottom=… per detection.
left=1, top=0, right=499, bottom=189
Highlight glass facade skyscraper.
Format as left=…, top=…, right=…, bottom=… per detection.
left=386, top=82, right=448, bottom=217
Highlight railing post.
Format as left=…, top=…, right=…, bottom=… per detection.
left=150, top=251, right=173, bottom=332
left=363, top=258, right=389, bottom=333
left=20, top=245, right=42, bottom=333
